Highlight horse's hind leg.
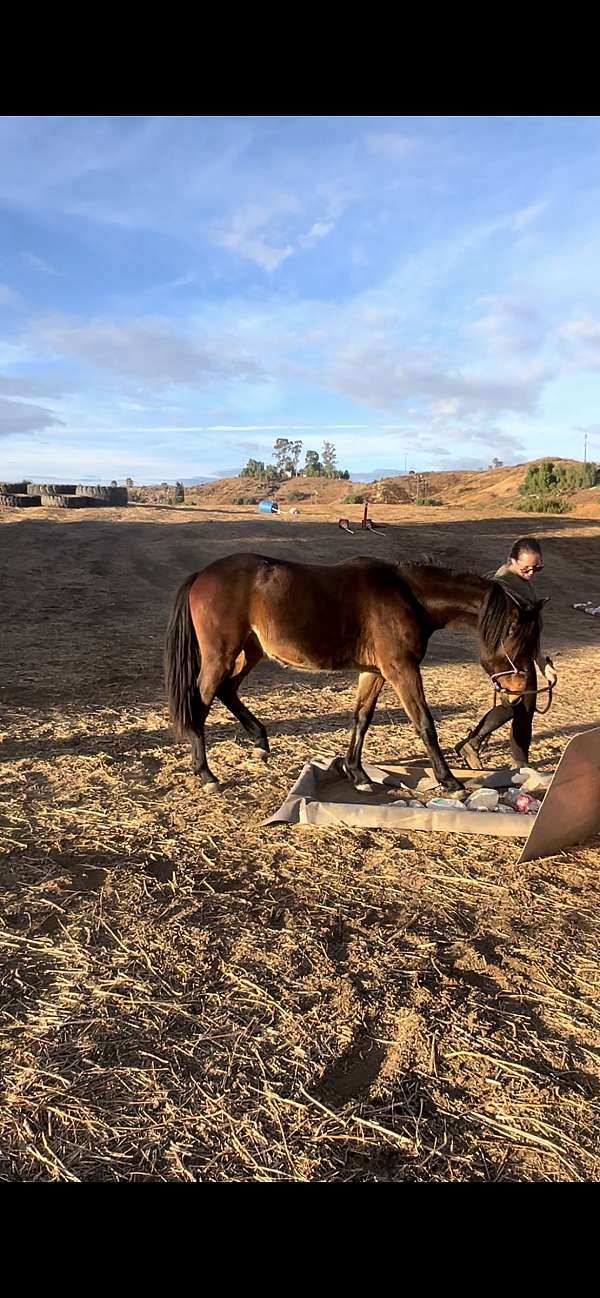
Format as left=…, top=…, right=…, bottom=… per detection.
left=217, top=637, right=269, bottom=757
left=384, top=656, right=463, bottom=793
left=190, top=654, right=232, bottom=790
left=344, top=671, right=384, bottom=790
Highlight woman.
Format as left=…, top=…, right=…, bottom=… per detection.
left=456, top=537, right=558, bottom=768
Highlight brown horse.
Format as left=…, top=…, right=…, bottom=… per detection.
left=165, top=553, right=543, bottom=793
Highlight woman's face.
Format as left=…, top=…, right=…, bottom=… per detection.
left=511, top=549, right=543, bottom=581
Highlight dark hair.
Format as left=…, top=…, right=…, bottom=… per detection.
left=510, top=536, right=542, bottom=561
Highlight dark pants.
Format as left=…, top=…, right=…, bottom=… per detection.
left=466, top=667, right=537, bottom=765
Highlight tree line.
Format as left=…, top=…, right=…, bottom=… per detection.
left=517, top=459, right=598, bottom=514
left=241, top=438, right=350, bottom=481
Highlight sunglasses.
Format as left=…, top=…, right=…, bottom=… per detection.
left=519, top=562, right=543, bottom=575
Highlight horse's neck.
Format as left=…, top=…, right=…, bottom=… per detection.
left=411, top=570, right=487, bottom=630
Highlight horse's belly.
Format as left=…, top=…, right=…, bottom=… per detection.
left=254, top=628, right=339, bottom=672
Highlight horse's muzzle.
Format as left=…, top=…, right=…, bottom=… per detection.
left=490, top=667, right=529, bottom=700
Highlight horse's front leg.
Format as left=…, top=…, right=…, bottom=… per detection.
left=344, top=671, right=384, bottom=791
left=385, top=656, right=464, bottom=793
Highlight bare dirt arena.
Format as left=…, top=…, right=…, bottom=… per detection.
left=2, top=500, right=600, bottom=1181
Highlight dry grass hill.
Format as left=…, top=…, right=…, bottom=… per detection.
left=178, top=458, right=599, bottom=516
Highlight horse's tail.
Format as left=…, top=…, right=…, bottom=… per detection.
left=164, top=572, right=201, bottom=737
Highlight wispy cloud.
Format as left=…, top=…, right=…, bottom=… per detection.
left=213, top=199, right=342, bottom=270
left=326, top=340, right=549, bottom=418
left=0, top=283, right=20, bottom=306
left=33, top=315, right=265, bottom=389
left=512, top=201, right=548, bottom=230
left=19, top=250, right=60, bottom=275
left=365, top=132, right=419, bottom=158
left=0, top=373, right=70, bottom=399
left=470, top=296, right=543, bottom=355
left=557, top=314, right=600, bottom=365
left=298, top=220, right=336, bottom=250
left=212, top=200, right=297, bottom=272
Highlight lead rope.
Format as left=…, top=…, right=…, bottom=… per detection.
left=490, top=646, right=554, bottom=715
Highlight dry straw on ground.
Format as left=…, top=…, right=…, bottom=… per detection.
left=1, top=501, right=600, bottom=1180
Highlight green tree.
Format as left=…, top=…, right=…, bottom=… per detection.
left=555, top=461, right=598, bottom=490
left=240, top=458, right=266, bottom=478
left=125, top=477, right=134, bottom=488
left=322, top=440, right=337, bottom=477
left=175, top=481, right=185, bottom=504
left=273, top=437, right=303, bottom=476
left=304, top=449, right=322, bottom=476
left=290, top=440, right=303, bottom=475
left=519, top=461, right=557, bottom=496
left=273, top=438, right=293, bottom=475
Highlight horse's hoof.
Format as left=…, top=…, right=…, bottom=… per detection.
left=341, top=761, right=372, bottom=793
left=252, top=746, right=269, bottom=762
left=442, top=778, right=466, bottom=796
left=444, top=785, right=467, bottom=801
left=201, top=778, right=220, bottom=793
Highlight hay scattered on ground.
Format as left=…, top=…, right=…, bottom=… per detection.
left=1, top=504, right=600, bottom=1180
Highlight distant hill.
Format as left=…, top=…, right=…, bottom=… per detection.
left=351, top=469, right=406, bottom=482
left=178, top=476, right=222, bottom=486
left=175, top=458, right=598, bottom=514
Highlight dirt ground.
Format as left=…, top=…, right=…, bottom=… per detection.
left=1, top=499, right=600, bottom=1181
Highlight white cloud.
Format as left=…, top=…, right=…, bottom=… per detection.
left=204, top=422, right=371, bottom=432
left=365, top=132, right=418, bottom=158
left=298, top=220, right=336, bottom=249
left=33, top=315, right=264, bottom=389
left=512, top=201, right=548, bottom=230
left=19, top=251, right=59, bottom=275
left=558, top=314, right=600, bottom=365
left=0, top=373, right=69, bottom=399
left=214, top=198, right=341, bottom=270
left=0, top=396, right=63, bottom=438
left=470, top=296, right=542, bottom=355
left=213, top=201, right=296, bottom=272
left=326, top=340, right=548, bottom=418
left=0, top=283, right=20, bottom=305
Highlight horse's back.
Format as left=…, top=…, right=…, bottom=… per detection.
left=188, top=552, right=420, bottom=671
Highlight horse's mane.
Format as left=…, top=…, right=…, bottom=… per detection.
left=478, top=580, right=541, bottom=656
left=398, top=560, right=542, bottom=656
left=397, top=559, right=482, bottom=584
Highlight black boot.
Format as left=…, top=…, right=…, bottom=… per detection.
left=455, top=733, right=484, bottom=770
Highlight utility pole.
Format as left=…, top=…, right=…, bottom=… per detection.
left=404, top=453, right=408, bottom=475
left=584, top=431, right=588, bottom=465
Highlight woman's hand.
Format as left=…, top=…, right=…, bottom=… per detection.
left=544, top=661, right=558, bottom=686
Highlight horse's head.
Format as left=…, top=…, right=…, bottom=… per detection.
left=478, top=581, right=545, bottom=701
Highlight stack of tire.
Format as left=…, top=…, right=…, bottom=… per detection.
left=1, top=482, right=129, bottom=509
left=75, top=485, right=128, bottom=506
left=30, top=484, right=78, bottom=508
left=0, top=481, right=40, bottom=506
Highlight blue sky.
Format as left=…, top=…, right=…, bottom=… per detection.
left=2, top=114, right=600, bottom=481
